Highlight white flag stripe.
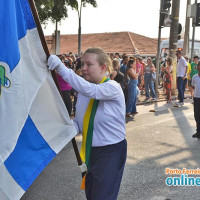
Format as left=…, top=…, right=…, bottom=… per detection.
left=0, top=164, right=24, bottom=200
left=29, top=73, right=77, bottom=154
left=0, top=29, right=47, bottom=163
left=18, top=28, right=48, bottom=112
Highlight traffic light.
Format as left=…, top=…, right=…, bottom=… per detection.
left=162, top=0, right=172, bottom=13
left=160, top=13, right=165, bottom=27
left=160, top=13, right=171, bottom=28
left=195, top=3, right=200, bottom=26
left=178, top=23, right=182, bottom=40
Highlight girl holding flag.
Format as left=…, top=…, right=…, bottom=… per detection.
left=48, top=47, right=127, bottom=200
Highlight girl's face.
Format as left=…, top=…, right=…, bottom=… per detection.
left=147, top=59, right=151, bottom=65
left=81, top=53, right=106, bottom=83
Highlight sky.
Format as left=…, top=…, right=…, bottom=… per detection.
left=42, top=0, right=200, bottom=40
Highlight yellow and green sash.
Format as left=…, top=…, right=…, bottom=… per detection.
left=80, top=77, right=109, bottom=189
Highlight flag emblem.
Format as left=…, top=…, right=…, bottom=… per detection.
left=0, top=64, right=11, bottom=96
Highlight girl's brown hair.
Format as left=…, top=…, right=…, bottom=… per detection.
left=112, top=58, right=120, bottom=69
left=83, top=47, right=113, bottom=75
left=167, top=57, right=172, bottom=66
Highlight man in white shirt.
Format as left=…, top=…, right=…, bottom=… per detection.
left=191, top=62, right=200, bottom=138
left=176, top=50, right=188, bottom=105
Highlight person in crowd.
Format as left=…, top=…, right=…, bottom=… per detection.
left=72, top=69, right=82, bottom=115
left=70, top=53, right=77, bottom=68
left=136, top=57, right=142, bottom=92
left=129, top=56, right=135, bottom=61
left=115, top=52, right=122, bottom=64
left=126, top=59, right=138, bottom=117
left=69, top=51, right=73, bottom=57
left=109, top=53, right=114, bottom=60
left=111, top=59, right=128, bottom=101
left=191, top=62, right=200, bottom=138
left=137, top=86, right=140, bottom=99
left=48, top=47, right=127, bottom=200
left=122, top=53, right=127, bottom=57
left=139, top=57, right=145, bottom=94
left=56, top=56, right=72, bottom=116
left=164, top=57, right=173, bottom=103
left=110, top=59, right=124, bottom=85
left=176, top=50, right=188, bottom=105
left=161, top=61, right=166, bottom=93
left=58, top=54, right=66, bottom=64
left=64, top=59, right=68, bottom=67
left=62, top=54, right=69, bottom=67
left=153, top=57, right=163, bottom=86
left=144, top=57, right=156, bottom=101
left=190, top=55, right=199, bottom=98
left=120, top=55, right=129, bottom=75
left=184, top=55, right=191, bottom=97
left=75, top=53, right=82, bottom=71
left=67, top=58, right=75, bottom=71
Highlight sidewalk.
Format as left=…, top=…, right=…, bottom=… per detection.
left=137, top=86, right=191, bottom=106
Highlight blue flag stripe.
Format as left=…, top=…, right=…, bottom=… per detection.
left=0, top=0, right=36, bottom=72
left=4, top=116, right=56, bottom=191
left=20, top=0, right=36, bottom=30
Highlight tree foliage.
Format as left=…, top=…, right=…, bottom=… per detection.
left=35, top=0, right=97, bottom=24
left=82, top=0, right=97, bottom=7
left=35, top=0, right=53, bottom=23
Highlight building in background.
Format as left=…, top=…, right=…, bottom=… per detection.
left=45, top=31, right=159, bottom=58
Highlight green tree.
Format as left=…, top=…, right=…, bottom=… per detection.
left=35, top=0, right=53, bottom=24
left=35, top=0, right=97, bottom=54
left=35, top=0, right=97, bottom=24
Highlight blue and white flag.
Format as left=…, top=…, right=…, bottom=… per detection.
left=0, top=1, right=77, bottom=199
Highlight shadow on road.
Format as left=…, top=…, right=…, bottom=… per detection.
left=119, top=103, right=200, bottom=200
left=21, top=103, right=199, bottom=200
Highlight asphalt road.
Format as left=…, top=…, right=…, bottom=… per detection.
left=21, top=99, right=199, bottom=200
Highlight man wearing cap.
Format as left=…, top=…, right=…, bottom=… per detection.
left=176, top=50, right=188, bottom=105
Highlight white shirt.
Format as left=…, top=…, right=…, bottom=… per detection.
left=177, top=56, right=187, bottom=77
left=60, top=68, right=126, bottom=147
left=192, top=74, right=200, bottom=98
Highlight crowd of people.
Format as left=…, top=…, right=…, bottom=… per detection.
left=55, top=50, right=200, bottom=127
left=160, top=51, right=199, bottom=105
left=56, top=52, right=159, bottom=118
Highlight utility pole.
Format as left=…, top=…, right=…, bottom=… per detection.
left=169, top=0, right=180, bottom=95
left=191, top=0, right=198, bottom=59
left=78, top=0, right=83, bottom=57
left=155, top=0, right=163, bottom=94
left=183, top=0, right=191, bottom=57
left=55, top=20, right=60, bottom=55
